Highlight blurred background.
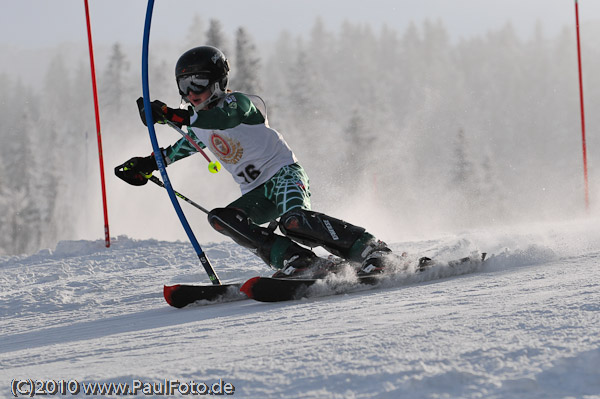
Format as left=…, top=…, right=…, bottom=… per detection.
left=1, top=0, right=599, bottom=255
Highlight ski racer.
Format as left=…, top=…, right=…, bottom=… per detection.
left=116, top=45, right=394, bottom=277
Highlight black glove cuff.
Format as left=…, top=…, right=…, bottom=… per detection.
left=138, top=154, right=158, bottom=173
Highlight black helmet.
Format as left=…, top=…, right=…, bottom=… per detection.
left=175, top=46, right=230, bottom=108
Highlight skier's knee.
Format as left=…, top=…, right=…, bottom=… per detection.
left=208, top=207, right=247, bottom=235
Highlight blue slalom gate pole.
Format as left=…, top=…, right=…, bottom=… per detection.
left=141, top=0, right=221, bottom=284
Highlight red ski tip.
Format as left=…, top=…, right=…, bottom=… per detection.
left=240, top=277, right=260, bottom=299
left=163, top=284, right=181, bottom=307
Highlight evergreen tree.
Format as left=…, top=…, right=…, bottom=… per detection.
left=0, top=76, right=16, bottom=253
left=450, top=128, right=488, bottom=226
left=2, top=13, right=599, bottom=246
left=480, top=150, right=509, bottom=223
left=376, top=24, right=402, bottom=117
left=452, top=128, right=475, bottom=189
left=71, top=61, right=94, bottom=129
left=183, top=14, right=205, bottom=51
left=0, top=152, right=8, bottom=255
left=101, top=43, right=130, bottom=115
left=336, top=21, right=378, bottom=106
left=307, top=18, right=334, bottom=100
left=342, top=111, right=375, bottom=186
left=285, top=39, right=320, bottom=142
left=262, top=30, right=295, bottom=123
left=234, top=27, right=261, bottom=94
left=43, top=54, right=72, bottom=119
left=3, top=101, right=43, bottom=254
left=149, top=56, right=171, bottom=101
left=205, top=19, right=228, bottom=53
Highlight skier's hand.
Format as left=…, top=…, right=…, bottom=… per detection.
left=137, top=97, right=190, bottom=128
left=114, top=155, right=158, bottom=186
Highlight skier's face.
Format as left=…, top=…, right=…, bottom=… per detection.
left=187, top=89, right=212, bottom=109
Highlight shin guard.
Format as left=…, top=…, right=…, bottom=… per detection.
left=278, top=209, right=366, bottom=259
left=208, top=207, right=318, bottom=269
left=208, top=207, right=276, bottom=265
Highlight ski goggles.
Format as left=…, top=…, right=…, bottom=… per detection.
left=177, top=74, right=211, bottom=95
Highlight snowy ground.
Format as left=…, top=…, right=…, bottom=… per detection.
left=1, top=219, right=600, bottom=398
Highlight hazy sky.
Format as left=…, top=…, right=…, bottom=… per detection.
left=3, top=0, right=600, bottom=49
left=2, top=0, right=599, bottom=83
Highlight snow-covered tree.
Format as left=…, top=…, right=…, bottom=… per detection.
left=100, top=43, right=130, bottom=116
left=2, top=16, right=600, bottom=253
left=234, top=27, right=261, bottom=94
left=205, top=19, right=228, bottom=54
left=183, top=14, right=205, bottom=51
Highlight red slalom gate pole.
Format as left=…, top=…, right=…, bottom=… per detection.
left=84, top=0, right=111, bottom=247
left=574, top=0, right=590, bottom=211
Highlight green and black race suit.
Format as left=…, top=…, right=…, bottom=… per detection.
left=163, top=92, right=298, bottom=195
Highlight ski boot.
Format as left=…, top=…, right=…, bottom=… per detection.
left=357, top=241, right=393, bottom=276
left=417, top=257, right=435, bottom=272
left=271, top=253, right=318, bottom=279
left=272, top=254, right=346, bottom=279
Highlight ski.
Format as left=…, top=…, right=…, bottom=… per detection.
left=240, top=274, right=381, bottom=302
left=163, top=283, right=245, bottom=308
left=165, top=253, right=487, bottom=306
left=240, top=253, right=487, bottom=303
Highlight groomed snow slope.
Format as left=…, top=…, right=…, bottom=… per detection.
left=1, top=219, right=599, bottom=399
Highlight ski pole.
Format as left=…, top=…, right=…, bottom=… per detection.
left=147, top=174, right=210, bottom=214
left=114, top=163, right=211, bottom=214
left=164, top=120, right=210, bottom=162
left=164, top=120, right=222, bottom=174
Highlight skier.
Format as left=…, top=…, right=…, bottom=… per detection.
left=116, top=45, right=394, bottom=277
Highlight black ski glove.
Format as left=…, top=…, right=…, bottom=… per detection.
left=114, top=155, right=158, bottom=186
left=137, top=97, right=190, bottom=128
